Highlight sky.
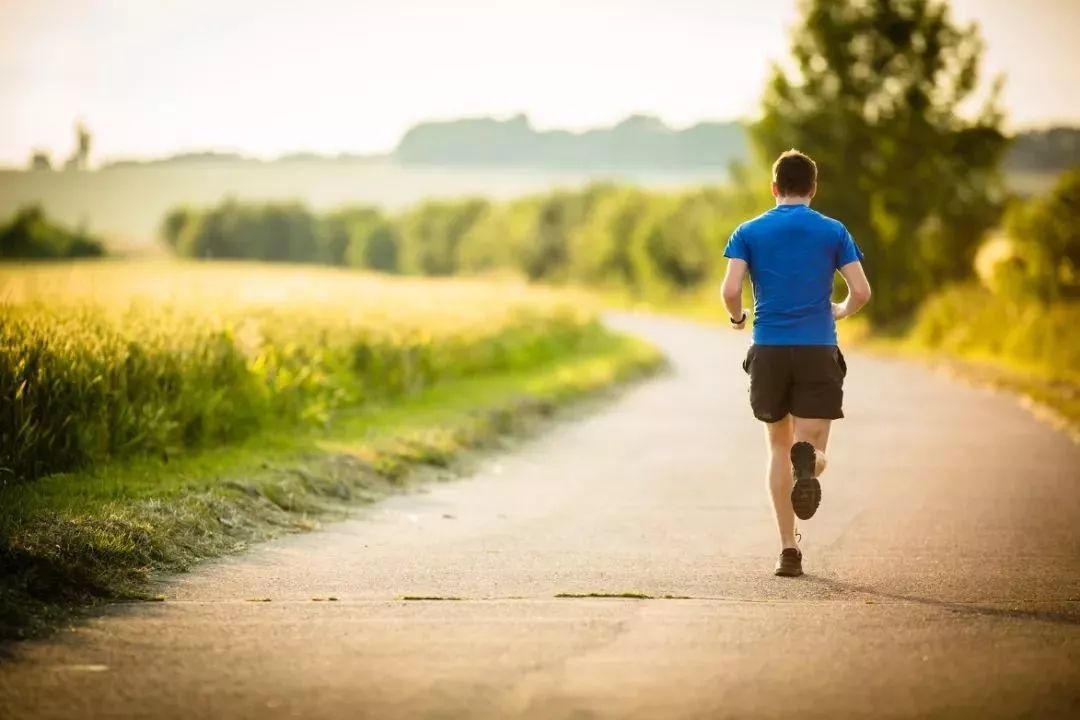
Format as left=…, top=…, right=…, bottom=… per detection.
left=1, top=0, right=1078, bottom=165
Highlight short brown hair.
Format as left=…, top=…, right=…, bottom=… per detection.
left=772, top=149, right=817, bottom=196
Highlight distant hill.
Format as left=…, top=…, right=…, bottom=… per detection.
left=103, top=151, right=260, bottom=169
left=394, top=114, right=749, bottom=169
left=102, top=151, right=384, bottom=170
left=1004, top=127, right=1080, bottom=172
left=85, top=119, right=1078, bottom=175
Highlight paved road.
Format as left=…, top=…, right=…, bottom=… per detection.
left=2, top=314, right=1079, bottom=720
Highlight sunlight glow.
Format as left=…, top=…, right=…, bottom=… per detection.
left=1, top=0, right=1077, bottom=165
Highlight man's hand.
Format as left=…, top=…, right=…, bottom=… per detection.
left=731, top=311, right=747, bottom=330
left=832, top=302, right=845, bottom=320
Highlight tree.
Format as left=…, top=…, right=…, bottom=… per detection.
left=752, top=0, right=1008, bottom=321
left=0, top=206, right=105, bottom=259
left=161, top=207, right=194, bottom=250
left=1003, top=168, right=1080, bottom=300
left=29, top=151, right=52, bottom=171
left=398, top=200, right=488, bottom=276
left=333, top=207, right=400, bottom=272
left=64, top=122, right=92, bottom=171
left=568, top=187, right=652, bottom=290
left=456, top=201, right=533, bottom=275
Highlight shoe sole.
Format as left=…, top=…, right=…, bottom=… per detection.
left=774, top=565, right=803, bottom=577
left=790, top=441, right=821, bottom=520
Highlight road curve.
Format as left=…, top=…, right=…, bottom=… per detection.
left=2, top=313, right=1079, bottom=719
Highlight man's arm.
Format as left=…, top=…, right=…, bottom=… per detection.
left=721, top=258, right=749, bottom=329
left=833, top=261, right=872, bottom=320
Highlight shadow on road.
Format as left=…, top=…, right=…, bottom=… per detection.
left=802, top=575, right=1080, bottom=626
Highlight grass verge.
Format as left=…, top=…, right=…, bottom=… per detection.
left=873, top=286, right=1080, bottom=438
left=0, top=330, right=662, bottom=641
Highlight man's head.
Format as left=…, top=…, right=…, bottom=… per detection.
left=771, top=149, right=817, bottom=201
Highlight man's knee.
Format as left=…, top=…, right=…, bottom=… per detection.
left=792, top=416, right=830, bottom=446
left=765, top=417, right=793, bottom=450
left=767, top=432, right=794, bottom=455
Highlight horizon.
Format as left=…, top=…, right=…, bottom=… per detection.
left=11, top=113, right=751, bottom=168
left=3, top=0, right=1080, bottom=166
left=5, top=112, right=1076, bottom=171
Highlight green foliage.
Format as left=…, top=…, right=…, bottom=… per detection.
left=752, top=0, right=1008, bottom=322
left=569, top=187, right=650, bottom=288
left=162, top=182, right=757, bottom=300
left=0, top=206, right=106, bottom=260
left=160, top=207, right=195, bottom=249
left=322, top=206, right=400, bottom=270
left=1002, top=168, right=1080, bottom=300
left=909, top=284, right=1080, bottom=385
left=398, top=199, right=488, bottom=276
left=644, top=189, right=733, bottom=288
left=172, top=200, right=319, bottom=262
left=457, top=199, right=536, bottom=274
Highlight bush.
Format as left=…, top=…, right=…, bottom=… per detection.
left=321, top=207, right=400, bottom=271
left=1002, top=168, right=1080, bottom=300
left=0, top=206, right=106, bottom=260
left=909, top=284, right=1080, bottom=383
left=397, top=199, right=488, bottom=276
left=171, top=200, right=319, bottom=262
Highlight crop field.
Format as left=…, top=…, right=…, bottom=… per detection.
left=0, top=260, right=602, bottom=484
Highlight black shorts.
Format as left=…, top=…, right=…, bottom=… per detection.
left=741, top=345, right=847, bottom=423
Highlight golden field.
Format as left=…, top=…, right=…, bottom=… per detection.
left=0, top=260, right=600, bottom=483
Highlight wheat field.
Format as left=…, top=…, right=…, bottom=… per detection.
left=0, top=260, right=599, bottom=483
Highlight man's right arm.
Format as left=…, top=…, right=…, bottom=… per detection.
left=833, top=261, right=872, bottom=320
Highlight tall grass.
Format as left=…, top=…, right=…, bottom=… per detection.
left=0, top=261, right=598, bottom=484
left=908, top=284, right=1080, bottom=384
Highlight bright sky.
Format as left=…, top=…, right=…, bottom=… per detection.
left=1, top=0, right=1077, bottom=165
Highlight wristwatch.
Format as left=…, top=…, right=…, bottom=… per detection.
left=730, top=311, right=747, bottom=325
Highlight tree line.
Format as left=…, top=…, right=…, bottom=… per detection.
left=159, top=0, right=1075, bottom=325
left=161, top=182, right=761, bottom=296
left=0, top=206, right=105, bottom=259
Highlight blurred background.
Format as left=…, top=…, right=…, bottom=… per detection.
left=3, top=0, right=1078, bottom=473
left=1, top=0, right=1076, bottom=300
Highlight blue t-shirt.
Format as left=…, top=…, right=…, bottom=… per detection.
left=723, top=204, right=863, bottom=346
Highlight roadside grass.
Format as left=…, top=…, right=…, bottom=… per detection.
left=0, top=260, right=601, bottom=483
left=0, top=330, right=662, bottom=641
left=878, top=286, right=1080, bottom=436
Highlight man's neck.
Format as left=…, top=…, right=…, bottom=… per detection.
left=775, top=196, right=811, bottom=206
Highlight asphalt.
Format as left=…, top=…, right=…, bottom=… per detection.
left=2, top=314, right=1078, bottom=720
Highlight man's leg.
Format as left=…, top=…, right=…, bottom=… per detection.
left=765, top=414, right=798, bottom=550
left=792, top=416, right=831, bottom=476
left=789, top=416, right=831, bottom=520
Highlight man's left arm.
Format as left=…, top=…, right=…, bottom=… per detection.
left=721, top=258, right=749, bottom=330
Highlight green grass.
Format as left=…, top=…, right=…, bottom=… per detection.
left=898, top=285, right=1080, bottom=434
left=1, top=263, right=598, bottom=483
left=0, top=330, right=662, bottom=640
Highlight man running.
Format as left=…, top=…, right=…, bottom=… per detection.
left=720, top=149, right=872, bottom=578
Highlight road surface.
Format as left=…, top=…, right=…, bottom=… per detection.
left=2, top=314, right=1078, bottom=719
